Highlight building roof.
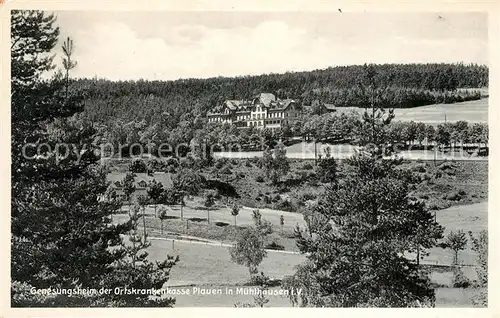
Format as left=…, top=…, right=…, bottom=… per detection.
left=304, top=100, right=336, bottom=113
left=254, top=93, right=276, bottom=106
left=107, top=172, right=174, bottom=189
left=268, top=99, right=296, bottom=110
left=208, top=93, right=297, bottom=115
left=225, top=100, right=245, bottom=110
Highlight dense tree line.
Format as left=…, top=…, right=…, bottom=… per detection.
left=301, top=113, right=488, bottom=150
left=100, top=111, right=488, bottom=161
left=304, top=86, right=482, bottom=108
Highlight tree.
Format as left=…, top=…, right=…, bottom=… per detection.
left=454, top=121, right=469, bottom=148
left=204, top=190, right=216, bottom=223
left=147, top=179, right=164, bottom=217
left=11, top=10, right=176, bottom=307
left=129, top=158, right=147, bottom=173
left=261, top=142, right=290, bottom=184
left=287, top=156, right=441, bottom=307
left=280, top=215, right=285, bottom=235
left=469, top=230, right=487, bottom=306
left=426, top=125, right=436, bottom=148
left=111, top=202, right=178, bottom=306
left=229, top=227, right=267, bottom=280
left=281, top=65, right=441, bottom=307
left=252, top=210, right=273, bottom=235
left=61, top=37, right=77, bottom=98
left=317, top=150, right=337, bottom=185
left=231, top=202, right=240, bottom=226
left=233, top=272, right=271, bottom=308
left=122, top=172, right=136, bottom=210
left=436, top=124, right=451, bottom=150
left=446, top=230, right=468, bottom=265
left=357, top=64, right=395, bottom=153
left=415, top=122, right=427, bottom=146
left=230, top=210, right=273, bottom=282
left=173, top=168, right=204, bottom=220
left=158, top=207, right=168, bottom=235
left=137, top=194, right=149, bottom=243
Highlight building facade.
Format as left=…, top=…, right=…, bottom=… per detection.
left=106, top=172, right=174, bottom=202
left=207, top=93, right=302, bottom=132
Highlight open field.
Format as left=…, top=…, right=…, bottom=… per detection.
left=140, top=230, right=485, bottom=307
left=149, top=239, right=303, bottom=286
left=335, top=98, right=488, bottom=124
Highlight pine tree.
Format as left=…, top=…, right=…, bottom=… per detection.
left=108, top=203, right=178, bottom=306
left=445, top=230, right=468, bottom=265
left=231, top=202, right=240, bottom=226
left=11, top=10, right=176, bottom=307
left=147, top=179, right=164, bottom=217
left=283, top=64, right=442, bottom=307
left=261, top=142, right=290, bottom=184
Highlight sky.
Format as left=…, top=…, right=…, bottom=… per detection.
left=53, top=11, right=488, bottom=81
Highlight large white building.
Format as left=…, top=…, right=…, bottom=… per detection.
left=207, top=93, right=302, bottom=132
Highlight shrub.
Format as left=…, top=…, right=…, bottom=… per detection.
left=166, top=165, right=176, bottom=173
left=413, top=164, right=427, bottom=173
left=300, top=192, right=317, bottom=201
left=302, top=163, right=314, bottom=170
left=220, top=165, right=232, bottom=175
left=439, top=162, right=456, bottom=171
left=215, top=158, right=228, bottom=169
left=165, top=157, right=179, bottom=167
left=129, top=158, right=147, bottom=173
left=445, top=191, right=463, bottom=201
left=452, top=267, right=471, bottom=288
left=214, top=190, right=222, bottom=200
left=274, top=199, right=296, bottom=212
left=245, top=159, right=253, bottom=167
left=278, top=185, right=290, bottom=193
left=421, top=173, right=432, bottom=181
left=264, top=241, right=285, bottom=251
left=255, top=176, right=265, bottom=183
left=263, top=195, right=272, bottom=204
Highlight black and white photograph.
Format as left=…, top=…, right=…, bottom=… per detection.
left=6, top=2, right=494, bottom=310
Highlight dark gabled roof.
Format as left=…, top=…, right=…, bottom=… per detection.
left=324, top=103, right=336, bottom=110
left=225, top=100, right=245, bottom=110
left=268, top=99, right=298, bottom=111
left=107, top=172, right=174, bottom=189
left=209, top=93, right=297, bottom=114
